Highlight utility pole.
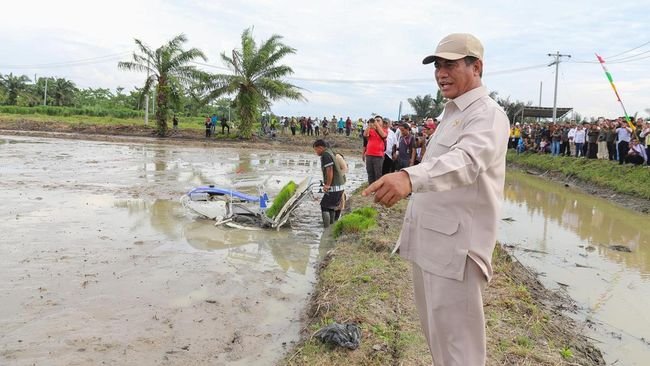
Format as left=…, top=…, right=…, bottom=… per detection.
left=538, top=81, right=542, bottom=122
left=144, top=59, right=150, bottom=125
left=547, top=51, right=571, bottom=123
left=398, top=101, right=402, bottom=121
left=43, top=77, right=48, bottom=106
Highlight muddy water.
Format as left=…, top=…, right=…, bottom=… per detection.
left=0, top=135, right=365, bottom=366
left=499, top=171, right=650, bottom=365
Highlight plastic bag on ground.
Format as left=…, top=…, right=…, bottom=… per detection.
left=313, top=322, right=361, bottom=350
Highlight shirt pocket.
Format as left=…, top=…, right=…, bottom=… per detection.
left=436, top=128, right=462, bottom=148
left=417, top=212, right=461, bottom=265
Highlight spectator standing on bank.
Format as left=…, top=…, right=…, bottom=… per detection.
left=396, top=122, right=416, bottom=169
left=597, top=121, right=608, bottom=159
left=221, top=116, right=230, bottom=135
left=560, top=123, right=571, bottom=156
left=173, top=114, right=179, bottom=131
left=382, top=119, right=398, bottom=175
left=363, top=116, right=387, bottom=184
left=641, top=121, right=650, bottom=165
left=337, top=117, right=345, bottom=134
left=204, top=116, right=211, bottom=138
left=605, top=121, right=617, bottom=160
left=313, top=117, right=320, bottom=136
left=290, top=117, right=297, bottom=136
left=211, top=114, right=218, bottom=135
left=574, top=125, right=586, bottom=157
left=550, top=124, right=561, bottom=156
left=587, top=123, right=599, bottom=159
left=568, top=124, right=577, bottom=156
left=345, top=117, right=352, bottom=136
left=616, top=120, right=633, bottom=164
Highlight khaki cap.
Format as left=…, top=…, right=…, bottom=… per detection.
left=422, top=33, right=484, bottom=64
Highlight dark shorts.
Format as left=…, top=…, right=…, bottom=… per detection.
left=320, top=191, right=344, bottom=211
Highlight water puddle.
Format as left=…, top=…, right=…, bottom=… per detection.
left=0, top=135, right=364, bottom=365
left=499, top=171, right=650, bottom=365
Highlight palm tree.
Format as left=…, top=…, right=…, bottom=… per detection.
left=119, top=34, right=208, bottom=136
left=49, top=78, right=78, bottom=106
left=203, top=28, right=305, bottom=138
left=431, top=90, right=445, bottom=118
left=0, top=73, right=31, bottom=105
left=407, top=94, right=434, bottom=121
left=407, top=90, right=446, bottom=121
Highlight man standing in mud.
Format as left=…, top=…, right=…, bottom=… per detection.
left=313, top=139, right=345, bottom=228
left=363, top=33, right=509, bottom=365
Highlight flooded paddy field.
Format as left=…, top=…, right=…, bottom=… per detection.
left=0, top=135, right=364, bottom=365
left=500, top=171, right=650, bottom=365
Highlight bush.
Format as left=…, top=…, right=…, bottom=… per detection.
left=0, top=105, right=144, bottom=119
left=265, top=181, right=297, bottom=219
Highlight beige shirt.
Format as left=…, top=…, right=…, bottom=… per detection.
left=400, top=85, right=510, bottom=281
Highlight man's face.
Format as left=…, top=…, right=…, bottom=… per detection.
left=399, top=126, right=410, bottom=136
left=313, top=146, right=324, bottom=156
left=433, top=57, right=482, bottom=99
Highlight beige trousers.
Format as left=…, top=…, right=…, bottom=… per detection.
left=412, top=258, right=487, bottom=366
left=597, top=141, right=608, bottom=159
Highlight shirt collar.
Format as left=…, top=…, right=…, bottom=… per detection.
left=449, top=85, right=488, bottom=112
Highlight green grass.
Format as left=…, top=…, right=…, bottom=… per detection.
left=0, top=105, right=144, bottom=118
left=507, top=151, right=650, bottom=199
left=284, top=191, right=604, bottom=365
left=332, top=207, right=377, bottom=238
left=265, top=181, right=297, bottom=219
left=560, top=346, right=574, bottom=359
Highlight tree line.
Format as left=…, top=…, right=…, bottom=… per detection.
left=0, top=28, right=304, bottom=138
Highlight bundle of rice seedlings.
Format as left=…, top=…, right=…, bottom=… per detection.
left=332, top=207, right=378, bottom=238
left=265, top=180, right=297, bottom=219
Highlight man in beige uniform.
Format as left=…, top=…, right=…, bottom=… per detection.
left=363, top=33, right=509, bottom=365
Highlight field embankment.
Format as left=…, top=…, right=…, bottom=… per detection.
left=283, top=188, right=605, bottom=365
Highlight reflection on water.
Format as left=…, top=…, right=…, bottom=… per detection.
left=500, top=171, right=650, bottom=366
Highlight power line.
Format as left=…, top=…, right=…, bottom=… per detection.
left=0, top=51, right=131, bottom=69
left=570, top=53, right=650, bottom=64
left=192, top=61, right=550, bottom=84
left=604, top=40, right=650, bottom=59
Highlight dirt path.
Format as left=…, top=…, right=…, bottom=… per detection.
left=0, top=119, right=364, bottom=156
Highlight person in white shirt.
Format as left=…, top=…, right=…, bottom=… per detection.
left=567, top=124, right=577, bottom=156
left=573, top=125, right=586, bottom=157
left=616, top=120, right=633, bottom=165
left=625, top=139, right=647, bottom=165
left=382, top=119, right=398, bottom=175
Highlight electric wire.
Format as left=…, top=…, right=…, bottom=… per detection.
left=191, top=61, right=549, bottom=84
left=604, top=40, right=650, bottom=59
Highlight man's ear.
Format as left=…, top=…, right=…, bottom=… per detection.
left=473, top=59, right=483, bottom=77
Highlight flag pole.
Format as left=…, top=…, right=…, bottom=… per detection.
left=595, top=53, right=635, bottom=131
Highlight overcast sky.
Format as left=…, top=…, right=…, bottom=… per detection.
left=1, top=0, right=648, bottom=120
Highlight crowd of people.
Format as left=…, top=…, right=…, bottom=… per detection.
left=510, top=117, right=650, bottom=166
left=204, top=114, right=230, bottom=137
left=261, top=115, right=365, bottom=137
left=361, top=115, right=438, bottom=184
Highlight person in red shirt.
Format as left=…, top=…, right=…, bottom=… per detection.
left=363, top=116, right=388, bottom=184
